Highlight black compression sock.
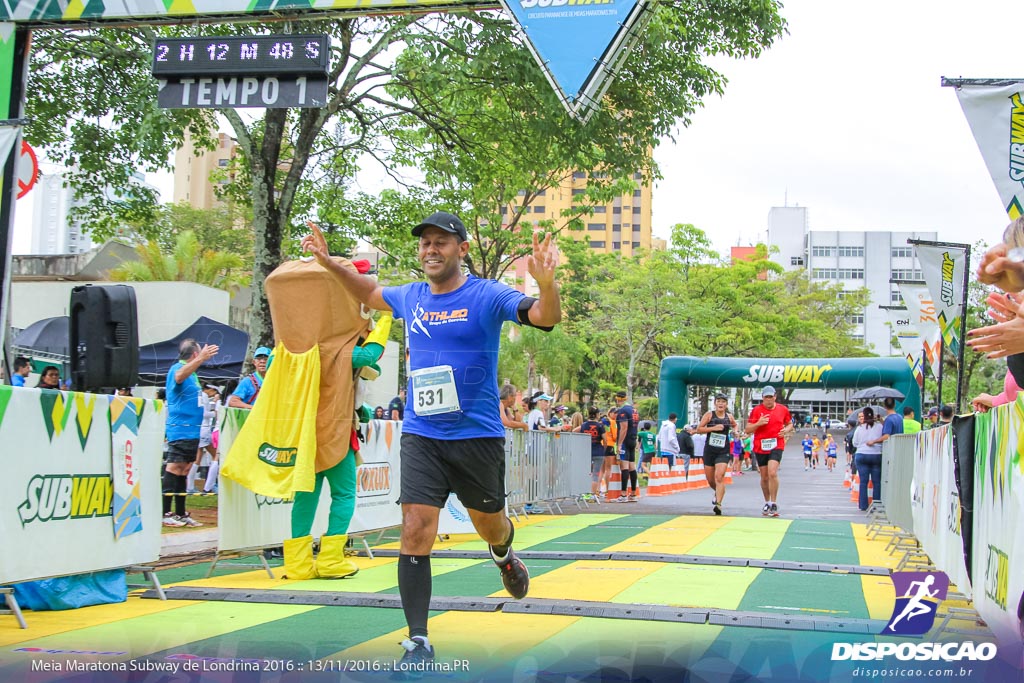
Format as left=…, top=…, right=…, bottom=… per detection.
left=629, top=470, right=638, bottom=492
left=174, top=474, right=187, bottom=516
left=489, top=519, right=514, bottom=563
left=398, top=554, right=432, bottom=640
left=162, top=470, right=176, bottom=515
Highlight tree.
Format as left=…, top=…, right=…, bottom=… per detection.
left=109, top=230, right=245, bottom=292
left=25, top=5, right=787, bottom=349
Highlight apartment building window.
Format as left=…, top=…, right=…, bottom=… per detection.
left=517, top=189, right=526, bottom=196
left=851, top=334, right=864, bottom=342
left=891, top=290, right=904, bottom=305
left=588, top=223, right=605, bottom=231
left=838, top=246, right=864, bottom=257
left=590, top=241, right=605, bottom=248
left=891, top=268, right=923, bottom=280
left=612, top=241, right=621, bottom=250
left=218, top=159, right=229, bottom=167
left=812, top=268, right=837, bottom=279
left=499, top=206, right=507, bottom=215
left=633, top=172, right=642, bottom=179
left=811, top=246, right=835, bottom=257
left=632, top=206, right=641, bottom=214
left=891, top=246, right=913, bottom=258
left=613, top=206, right=622, bottom=214
left=791, top=257, right=805, bottom=266
left=632, top=241, right=641, bottom=248
left=571, top=188, right=586, bottom=196
left=848, top=314, right=865, bottom=325
left=837, top=268, right=864, bottom=279
left=593, top=206, right=606, bottom=213
left=573, top=171, right=586, bottom=179
left=536, top=190, right=546, bottom=197
left=633, top=190, right=642, bottom=198
left=533, top=205, right=545, bottom=213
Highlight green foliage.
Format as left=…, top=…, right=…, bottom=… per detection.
left=636, top=397, right=659, bottom=421
left=109, top=230, right=246, bottom=292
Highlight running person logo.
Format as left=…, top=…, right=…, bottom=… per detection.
left=882, top=571, right=949, bottom=635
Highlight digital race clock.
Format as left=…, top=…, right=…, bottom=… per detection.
left=152, top=34, right=329, bottom=77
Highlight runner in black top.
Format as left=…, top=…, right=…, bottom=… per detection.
left=696, top=393, right=738, bottom=515
left=613, top=390, right=640, bottom=502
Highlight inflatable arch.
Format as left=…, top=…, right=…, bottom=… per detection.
left=658, top=356, right=920, bottom=423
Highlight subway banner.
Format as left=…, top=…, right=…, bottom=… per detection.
left=971, top=398, right=1024, bottom=660
left=910, top=423, right=972, bottom=596
left=217, top=409, right=473, bottom=552
left=0, top=386, right=165, bottom=585
left=914, top=243, right=967, bottom=358
left=954, top=82, right=1024, bottom=220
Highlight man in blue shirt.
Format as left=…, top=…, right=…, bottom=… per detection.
left=10, top=356, right=30, bottom=387
left=388, top=387, right=406, bottom=421
left=163, top=339, right=219, bottom=527
left=302, top=211, right=561, bottom=667
left=875, top=396, right=905, bottom=449
left=228, top=346, right=271, bottom=409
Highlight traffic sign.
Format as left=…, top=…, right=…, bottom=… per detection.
left=17, top=140, right=38, bottom=199
left=156, top=75, right=328, bottom=109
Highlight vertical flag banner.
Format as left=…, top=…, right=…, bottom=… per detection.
left=898, top=283, right=943, bottom=380
left=883, top=307, right=924, bottom=387
left=914, top=244, right=967, bottom=358
left=498, top=0, right=652, bottom=122
left=110, top=396, right=146, bottom=539
left=954, top=83, right=1024, bottom=219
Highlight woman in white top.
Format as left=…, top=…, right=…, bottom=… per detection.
left=525, top=391, right=558, bottom=432
left=852, top=407, right=884, bottom=511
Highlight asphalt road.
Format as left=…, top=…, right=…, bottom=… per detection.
left=585, top=427, right=867, bottom=523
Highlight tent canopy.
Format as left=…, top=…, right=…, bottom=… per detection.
left=137, top=316, right=249, bottom=385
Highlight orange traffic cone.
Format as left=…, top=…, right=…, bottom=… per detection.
left=607, top=465, right=622, bottom=501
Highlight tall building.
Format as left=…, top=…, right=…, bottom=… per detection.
left=173, top=131, right=237, bottom=209
left=767, top=206, right=936, bottom=356
left=504, top=170, right=654, bottom=295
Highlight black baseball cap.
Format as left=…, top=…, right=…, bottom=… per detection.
left=412, top=211, right=469, bottom=243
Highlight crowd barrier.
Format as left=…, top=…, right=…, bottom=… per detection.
left=1, top=387, right=166, bottom=586
left=879, top=402, right=1023, bottom=659
left=504, top=429, right=590, bottom=509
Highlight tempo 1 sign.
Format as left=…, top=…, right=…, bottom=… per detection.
left=156, top=76, right=328, bottom=109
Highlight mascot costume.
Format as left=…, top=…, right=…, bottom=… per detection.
left=222, top=245, right=390, bottom=580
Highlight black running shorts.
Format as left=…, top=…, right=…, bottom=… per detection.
left=400, top=433, right=506, bottom=514
left=165, top=439, right=200, bottom=464
left=705, top=452, right=732, bottom=467
left=755, top=449, right=784, bottom=467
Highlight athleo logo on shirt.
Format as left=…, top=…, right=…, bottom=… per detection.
left=419, top=309, right=469, bottom=323
left=257, top=443, right=297, bottom=468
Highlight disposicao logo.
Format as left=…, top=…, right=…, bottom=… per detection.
left=883, top=571, right=948, bottom=636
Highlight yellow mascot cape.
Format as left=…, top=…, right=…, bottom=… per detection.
left=222, top=257, right=372, bottom=498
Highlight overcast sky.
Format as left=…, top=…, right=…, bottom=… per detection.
left=651, top=0, right=1021, bottom=258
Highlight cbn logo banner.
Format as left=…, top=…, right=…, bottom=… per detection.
left=883, top=571, right=949, bottom=636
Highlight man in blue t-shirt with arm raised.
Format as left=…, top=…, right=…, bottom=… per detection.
left=302, top=211, right=561, bottom=667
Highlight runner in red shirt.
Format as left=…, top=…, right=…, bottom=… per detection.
left=744, top=385, right=794, bottom=517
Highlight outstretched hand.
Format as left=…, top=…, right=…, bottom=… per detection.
left=300, top=221, right=331, bottom=268
left=977, top=243, right=1024, bottom=293
left=527, top=231, right=559, bottom=288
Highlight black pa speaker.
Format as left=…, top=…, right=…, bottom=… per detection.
left=69, top=284, right=139, bottom=390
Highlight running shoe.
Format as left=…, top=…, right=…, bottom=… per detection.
left=713, top=502, right=722, bottom=516
left=497, top=550, right=530, bottom=599
left=762, top=503, right=771, bottom=517
left=771, top=503, right=779, bottom=518
left=178, top=514, right=204, bottom=527
left=628, top=495, right=638, bottom=503
left=162, top=513, right=185, bottom=527
left=395, top=637, right=434, bottom=680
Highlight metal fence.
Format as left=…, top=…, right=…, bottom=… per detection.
left=505, top=430, right=591, bottom=512
left=881, top=433, right=916, bottom=532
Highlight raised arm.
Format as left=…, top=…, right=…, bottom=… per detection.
left=526, top=232, right=562, bottom=328
left=301, top=222, right=391, bottom=312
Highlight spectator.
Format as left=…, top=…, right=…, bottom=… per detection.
left=968, top=218, right=1024, bottom=384
left=971, top=369, right=1022, bottom=414
left=599, top=407, right=618, bottom=496
left=499, top=384, right=528, bottom=430
left=228, top=346, right=270, bottom=409
left=902, top=406, right=922, bottom=434
left=388, top=387, right=406, bottom=421
left=569, top=411, right=584, bottom=433
left=580, top=408, right=606, bottom=498
left=116, top=387, right=133, bottom=397
left=526, top=391, right=558, bottom=431
left=11, top=356, right=30, bottom=387
left=656, top=413, right=679, bottom=468
left=925, top=406, right=939, bottom=429
left=637, top=420, right=657, bottom=473
left=852, top=406, right=883, bottom=511
left=36, top=365, right=61, bottom=390
left=677, top=423, right=695, bottom=479
left=548, top=405, right=569, bottom=431
left=374, top=406, right=386, bottom=420
left=162, top=339, right=218, bottom=527
left=939, top=405, right=954, bottom=424
left=188, top=383, right=221, bottom=494
left=875, top=396, right=904, bottom=446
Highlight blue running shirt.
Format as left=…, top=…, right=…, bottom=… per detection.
left=165, top=361, right=204, bottom=441
left=383, top=276, right=526, bottom=440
